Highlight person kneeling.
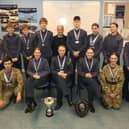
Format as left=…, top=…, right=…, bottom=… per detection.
left=99, top=53, right=124, bottom=110
left=0, top=57, right=23, bottom=110
left=51, top=45, right=73, bottom=110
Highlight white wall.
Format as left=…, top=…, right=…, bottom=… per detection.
left=43, top=1, right=100, bottom=35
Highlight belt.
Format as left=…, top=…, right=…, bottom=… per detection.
left=106, top=80, right=118, bottom=84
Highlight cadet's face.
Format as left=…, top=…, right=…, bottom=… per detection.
left=57, top=26, right=64, bottom=36
left=6, top=27, right=14, bottom=34
left=73, top=20, right=80, bottom=28
left=40, top=22, right=47, bottom=29
left=22, top=28, right=29, bottom=35
left=92, top=26, right=98, bottom=34
left=110, top=24, right=118, bottom=33
left=109, top=54, right=118, bottom=65
left=85, top=49, right=94, bottom=59
left=34, top=49, right=41, bottom=59
left=58, top=46, right=66, bottom=57
left=4, top=61, right=12, bottom=71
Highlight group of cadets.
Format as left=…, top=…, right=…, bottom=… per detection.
left=0, top=16, right=128, bottom=114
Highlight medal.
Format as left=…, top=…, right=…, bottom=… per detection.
left=74, top=29, right=80, bottom=44
left=33, top=58, right=42, bottom=74
left=57, top=56, right=66, bottom=71
left=84, top=57, right=93, bottom=72
left=108, top=65, right=117, bottom=81
left=40, top=30, right=48, bottom=46
left=75, top=40, right=79, bottom=44
left=23, top=34, right=30, bottom=50
left=89, top=34, right=99, bottom=47
left=4, top=70, right=13, bottom=86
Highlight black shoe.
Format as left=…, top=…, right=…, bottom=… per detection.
left=24, top=101, right=37, bottom=113
left=65, top=96, right=73, bottom=106
left=89, top=103, right=95, bottom=113
left=32, top=101, right=37, bottom=110
left=24, top=105, right=33, bottom=113
left=55, top=102, right=63, bottom=110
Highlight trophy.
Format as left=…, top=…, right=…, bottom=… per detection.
left=43, top=97, right=56, bottom=117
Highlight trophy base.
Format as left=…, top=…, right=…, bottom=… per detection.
left=46, top=108, right=54, bottom=117
left=46, top=113, right=54, bottom=117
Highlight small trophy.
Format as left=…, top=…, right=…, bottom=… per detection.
left=43, top=97, right=56, bottom=117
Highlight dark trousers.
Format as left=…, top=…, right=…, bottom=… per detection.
left=79, top=76, right=101, bottom=103
left=25, top=76, right=48, bottom=104
left=123, top=65, right=129, bottom=98
left=52, top=75, right=72, bottom=103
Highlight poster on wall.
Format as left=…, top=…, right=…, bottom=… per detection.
left=18, top=8, right=38, bottom=32
left=115, top=5, right=125, bottom=19
left=0, top=4, right=19, bottom=31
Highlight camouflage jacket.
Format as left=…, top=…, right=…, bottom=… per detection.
left=0, top=67, right=23, bottom=98
left=99, top=64, right=124, bottom=95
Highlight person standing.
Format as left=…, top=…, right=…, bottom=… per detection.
left=0, top=39, right=6, bottom=70
left=123, top=42, right=129, bottom=101
left=34, top=17, right=53, bottom=63
left=3, top=23, right=22, bottom=69
left=52, top=25, right=67, bottom=56
left=103, top=22, right=123, bottom=66
left=20, top=23, right=36, bottom=71
left=67, top=16, right=88, bottom=70
left=88, top=23, right=103, bottom=61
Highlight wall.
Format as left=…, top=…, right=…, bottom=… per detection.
left=0, top=0, right=129, bottom=38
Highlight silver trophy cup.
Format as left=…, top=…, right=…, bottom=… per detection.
left=43, top=97, right=56, bottom=117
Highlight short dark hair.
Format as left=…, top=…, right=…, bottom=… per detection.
left=73, top=16, right=81, bottom=21
left=111, top=22, right=119, bottom=28
left=3, top=57, right=12, bottom=64
left=39, top=17, right=48, bottom=24
left=109, top=52, right=119, bottom=58
left=34, top=47, right=42, bottom=53
left=57, top=44, right=66, bottom=50
left=85, top=47, right=95, bottom=53
left=92, top=23, right=99, bottom=28
left=21, top=23, right=30, bottom=30
left=6, top=23, right=14, bottom=29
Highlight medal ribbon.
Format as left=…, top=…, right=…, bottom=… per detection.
left=4, top=70, right=13, bottom=83
left=90, top=34, right=99, bottom=46
left=84, top=57, right=93, bottom=72
left=74, top=29, right=80, bottom=41
left=33, top=58, right=42, bottom=73
left=57, top=56, right=66, bottom=70
left=40, top=30, right=48, bottom=46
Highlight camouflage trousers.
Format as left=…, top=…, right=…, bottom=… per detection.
left=102, top=85, right=122, bottom=109
left=0, top=88, right=14, bottom=106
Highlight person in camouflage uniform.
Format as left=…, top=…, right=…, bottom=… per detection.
left=99, top=53, right=124, bottom=109
left=0, top=57, right=23, bottom=109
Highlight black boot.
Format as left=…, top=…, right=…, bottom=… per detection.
left=24, top=103, right=33, bottom=113
left=24, top=97, right=37, bottom=113
left=55, top=101, right=63, bottom=110
left=65, top=95, right=73, bottom=106
left=31, top=99, right=37, bottom=110
left=89, top=102, right=95, bottom=113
